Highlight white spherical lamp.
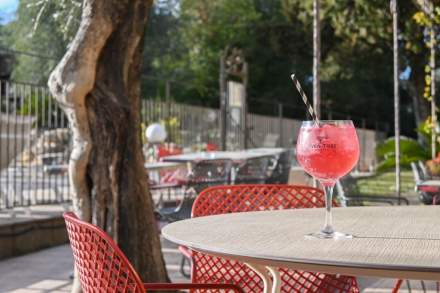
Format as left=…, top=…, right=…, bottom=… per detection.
left=146, top=123, right=167, bottom=143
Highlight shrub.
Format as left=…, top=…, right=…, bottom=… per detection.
left=376, top=136, right=430, bottom=172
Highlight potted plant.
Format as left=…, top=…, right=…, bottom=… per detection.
left=426, top=153, right=440, bottom=176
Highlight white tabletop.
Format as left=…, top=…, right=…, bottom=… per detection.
left=144, top=161, right=185, bottom=171
left=162, top=148, right=285, bottom=162
left=163, top=205, right=440, bottom=281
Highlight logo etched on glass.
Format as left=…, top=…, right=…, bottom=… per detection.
left=311, top=134, right=336, bottom=149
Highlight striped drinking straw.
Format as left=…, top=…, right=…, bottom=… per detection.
left=290, top=74, right=319, bottom=125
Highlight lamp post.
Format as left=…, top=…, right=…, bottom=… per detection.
left=313, top=0, right=321, bottom=119
left=391, top=0, right=401, bottom=203
left=219, top=52, right=227, bottom=151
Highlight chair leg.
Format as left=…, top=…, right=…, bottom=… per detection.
left=421, top=280, right=426, bottom=293
left=392, top=279, right=404, bottom=293
left=179, top=254, right=191, bottom=279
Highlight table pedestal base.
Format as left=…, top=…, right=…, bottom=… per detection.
left=245, top=263, right=281, bottom=293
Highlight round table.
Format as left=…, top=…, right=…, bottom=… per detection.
left=162, top=205, right=440, bottom=293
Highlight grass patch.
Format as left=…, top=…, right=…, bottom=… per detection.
left=353, top=171, right=415, bottom=196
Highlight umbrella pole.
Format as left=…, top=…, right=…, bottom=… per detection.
left=392, top=0, right=401, bottom=204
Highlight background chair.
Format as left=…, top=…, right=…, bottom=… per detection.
left=156, top=194, right=196, bottom=223
left=181, top=184, right=360, bottom=293
left=63, top=212, right=243, bottom=293
left=234, top=156, right=270, bottom=184
left=149, top=166, right=188, bottom=216
left=265, top=149, right=293, bottom=184
left=418, top=161, right=431, bottom=180
left=157, top=159, right=232, bottom=222
left=411, top=162, right=440, bottom=205
left=186, top=159, right=233, bottom=194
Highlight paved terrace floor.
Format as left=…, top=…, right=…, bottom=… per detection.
left=0, top=240, right=439, bottom=293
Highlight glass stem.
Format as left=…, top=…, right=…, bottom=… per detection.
left=322, top=185, right=335, bottom=235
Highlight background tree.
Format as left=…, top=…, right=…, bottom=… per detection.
left=0, top=19, right=13, bottom=80
left=2, top=0, right=438, bottom=138
left=4, top=0, right=80, bottom=83
left=47, top=0, right=169, bottom=292
left=169, top=0, right=436, bottom=136
left=141, top=0, right=182, bottom=98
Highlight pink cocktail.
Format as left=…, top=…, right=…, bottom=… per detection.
left=296, top=120, right=360, bottom=239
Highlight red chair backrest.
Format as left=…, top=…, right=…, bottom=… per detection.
left=64, top=212, right=145, bottom=293
left=206, top=143, right=218, bottom=152
left=190, top=184, right=359, bottom=293
left=157, top=145, right=182, bottom=158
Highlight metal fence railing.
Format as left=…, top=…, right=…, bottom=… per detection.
left=141, top=99, right=221, bottom=149
left=0, top=80, right=384, bottom=210
left=0, top=80, right=71, bottom=211
left=140, top=99, right=382, bottom=169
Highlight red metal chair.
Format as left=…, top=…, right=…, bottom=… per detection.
left=180, top=184, right=360, bottom=293
left=206, top=143, right=219, bottom=151
left=63, top=212, right=243, bottom=292
left=157, top=144, right=183, bottom=159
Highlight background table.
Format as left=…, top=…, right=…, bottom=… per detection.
left=144, top=161, right=186, bottom=180
left=144, top=161, right=185, bottom=171
left=162, top=148, right=285, bottom=162
left=144, top=161, right=186, bottom=191
left=163, top=205, right=440, bottom=293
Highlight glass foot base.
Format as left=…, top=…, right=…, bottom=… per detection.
left=305, top=231, right=353, bottom=239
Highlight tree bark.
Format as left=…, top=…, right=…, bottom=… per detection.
left=48, top=0, right=169, bottom=291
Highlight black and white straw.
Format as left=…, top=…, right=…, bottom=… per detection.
left=290, top=74, right=319, bottom=125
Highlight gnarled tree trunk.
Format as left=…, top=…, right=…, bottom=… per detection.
left=48, top=0, right=169, bottom=291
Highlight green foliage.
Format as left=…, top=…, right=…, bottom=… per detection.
left=417, top=117, right=433, bottom=141
left=161, top=116, right=181, bottom=145
left=0, top=0, right=435, bottom=139
left=152, top=0, right=263, bottom=104
left=376, top=136, right=430, bottom=171
left=416, top=116, right=440, bottom=151
left=158, top=0, right=426, bottom=135
left=5, top=0, right=80, bottom=84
